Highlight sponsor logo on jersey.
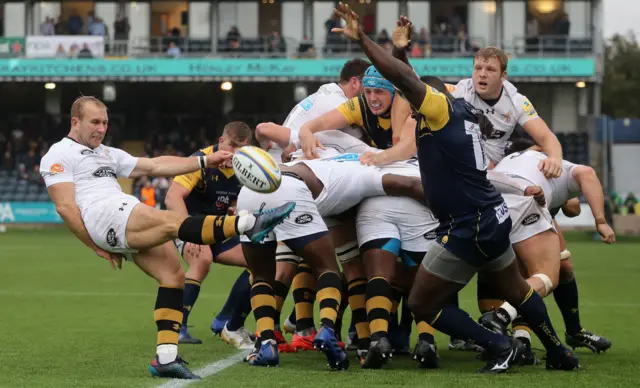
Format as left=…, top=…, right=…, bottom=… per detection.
left=522, top=214, right=540, bottom=226
left=523, top=100, right=537, bottom=117
left=484, top=108, right=496, bottom=115
left=106, top=228, right=118, bottom=247
left=300, top=97, right=313, bottom=112
left=325, top=153, right=360, bottom=162
left=424, top=230, right=437, bottom=240
left=489, top=129, right=508, bottom=139
left=346, top=99, right=356, bottom=111
left=92, top=166, right=117, bottom=179
left=295, top=214, right=313, bottom=225
left=50, top=163, right=65, bottom=175
left=81, top=149, right=95, bottom=155
left=445, top=84, right=456, bottom=93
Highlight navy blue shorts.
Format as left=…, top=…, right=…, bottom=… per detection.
left=435, top=203, right=512, bottom=268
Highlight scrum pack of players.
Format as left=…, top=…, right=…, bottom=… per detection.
left=41, top=5, right=614, bottom=380
left=195, top=9, right=613, bottom=376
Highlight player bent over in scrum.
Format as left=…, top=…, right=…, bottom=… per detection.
left=236, top=157, right=425, bottom=370
left=479, top=137, right=614, bottom=354
left=355, top=158, right=440, bottom=369
left=332, top=3, right=580, bottom=371
left=40, top=96, right=296, bottom=379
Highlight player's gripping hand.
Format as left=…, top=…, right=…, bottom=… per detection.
left=596, top=221, right=616, bottom=244
left=360, top=151, right=386, bottom=166
left=206, top=150, right=234, bottom=168
left=332, top=2, right=363, bottom=41
left=95, top=247, right=123, bottom=270
left=524, top=185, right=546, bottom=207
left=392, top=16, right=412, bottom=49
left=299, top=131, right=326, bottom=160
left=539, top=157, right=562, bottom=179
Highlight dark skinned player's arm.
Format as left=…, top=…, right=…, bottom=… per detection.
left=357, top=33, right=426, bottom=112
left=392, top=45, right=409, bottom=66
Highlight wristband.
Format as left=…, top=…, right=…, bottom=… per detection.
left=197, top=155, right=206, bottom=169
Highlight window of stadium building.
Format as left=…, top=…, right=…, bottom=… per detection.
left=429, top=0, right=470, bottom=53
left=527, top=0, right=565, bottom=35
left=151, top=1, right=188, bottom=38
left=258, top=0, right=282, bottom=36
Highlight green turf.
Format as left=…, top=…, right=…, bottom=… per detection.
left=0, top=229, right=637, bottom=388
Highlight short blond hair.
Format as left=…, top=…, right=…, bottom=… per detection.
left=474, top=47, right=509, bottom=73
left=70, top=96, right=107, bottom=120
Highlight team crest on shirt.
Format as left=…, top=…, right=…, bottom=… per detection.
left=49, top=163, right=65, bottom=175
left=523, top=100, right=537, bottom=118
left=92, top=166, right=117, bottom=178
left=501, top=111, right=513, bottom=124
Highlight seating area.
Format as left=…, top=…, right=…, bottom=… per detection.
left=0, top=170, right=50, bottom=203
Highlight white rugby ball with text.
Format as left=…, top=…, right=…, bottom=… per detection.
left=232, top=145, right=282, bottom=193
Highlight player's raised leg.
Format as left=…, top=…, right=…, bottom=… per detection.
left=134, top=242, right=200, bottom=380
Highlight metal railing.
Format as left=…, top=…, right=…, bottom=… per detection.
left=4, top=34, right=594, bottom=59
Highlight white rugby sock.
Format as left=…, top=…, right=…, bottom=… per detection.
left=514, top=329, right=532, bottom=342
left=237, top=211, right=256, bottom=234
left=157, top=344, right=178, bottom=364
left=498, top=302, right=518, bottom=322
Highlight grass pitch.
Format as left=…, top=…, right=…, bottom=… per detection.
left=1, top=229, right=638, bottom=388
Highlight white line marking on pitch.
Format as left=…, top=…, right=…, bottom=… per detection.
left=157, top=351, right=248, bottom=388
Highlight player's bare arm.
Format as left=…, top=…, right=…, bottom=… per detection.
left=361, top=115, right=417, bottom=166
left=523, top=117, right=563, bottom=178
left=298, top=109, right=348, bottom=159
left=164, top=181, right=192, bottom=217
left=391, top=15, right=412, bottom=66
left=571, top=165, right=615, bottom=244
left=256, top=122, right=292, bottom=149
left=129, top=151, right=232, bottom=178
left=48, top=182, right=122, bottom=269
left=332, top=2, right=425, bottom=110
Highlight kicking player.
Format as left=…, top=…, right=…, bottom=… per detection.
left=481, top=137, right=614, bottom=353
left=298, top=65, right=416, bottom=164
left=40, top=96, right=296, bottom=379
left=236, top=152, right=426, bottom=369
left=164, top=121, right=255, bottom=349
left=332, top=2, right=579, bottom=372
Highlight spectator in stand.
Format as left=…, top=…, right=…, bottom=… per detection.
left=1, top=145, right=13, bottom=171
left=41, top=17, right=55, bottom=36
left=267, top=31, right=286, bottom=57
left=226, top=26, right=241, bottom=51
left=325, top=13, right=343, bottom=53
left=55, top=15, right=65, bottom=35
left=114, top=12, right=130, bottom=54
left=88, top=16, right=106, bottom=36
left=554, top=11, right=571, bottom=50
left=67, top=9, right=83, bottom=35
left=167, top=41, right=181, bottom=58
left=297, top=35, right=316, bottom=58
left=526, top=14, right=540, bottom=51
left=77, top=43, right=93, bottom=58
left=140, top=180, right=157, bottom=208
left=376, top=29, right=392, bottom=52
left=624, top=193, right=638, bottom=215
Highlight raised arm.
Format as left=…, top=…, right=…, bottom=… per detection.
left=391, top=16, right=412, bottom=66
left=332, top=3, right=425, bottom=110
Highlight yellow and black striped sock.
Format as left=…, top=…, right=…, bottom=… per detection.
left=416, top=319, right=436, bottom=344
left=182, top=278, right=201, bottom=326
left=317, top=271, right=342, bottom=329
left=477, top=279, right=504, bottom=314
left=348, top=277, right=370, bottom=347
left=178, top=215, right=240, bottom=245
left=273, top=280, right=290, bottom=331
left=366, top=277, right=393, bottom=341
left=154, top=286, right=184, bottom=363
left=251, top=281, right=276, bottom=341
left=513, top=315, right=533, bottom=342
left=292, top=263, right=316, bottom=332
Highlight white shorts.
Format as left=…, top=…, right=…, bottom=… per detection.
left=237, top=176, right=328, bottom=243
left=82, top=194, right=141, bottom=254
left=504, top=194, right=555, bottom=244
left=356, top=196, right=438, bottom=253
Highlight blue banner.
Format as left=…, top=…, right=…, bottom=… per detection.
left=0, top=202, right=62, bottom=223
left=0, top=57, right=596, bottom=78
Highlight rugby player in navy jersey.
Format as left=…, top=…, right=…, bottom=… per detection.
left=330, top=2, right=580, bottom=372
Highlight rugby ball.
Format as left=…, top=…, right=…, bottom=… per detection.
left=232, top=146, right=282, bottom=193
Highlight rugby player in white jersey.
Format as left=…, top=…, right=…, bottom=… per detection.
left=253, top=59, right=369, bottom=350
left=256, top=58, right=370, bottom=163
left=481, top=137, right=613, bottom=355
left=39, top=96, right=296, bottom=380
